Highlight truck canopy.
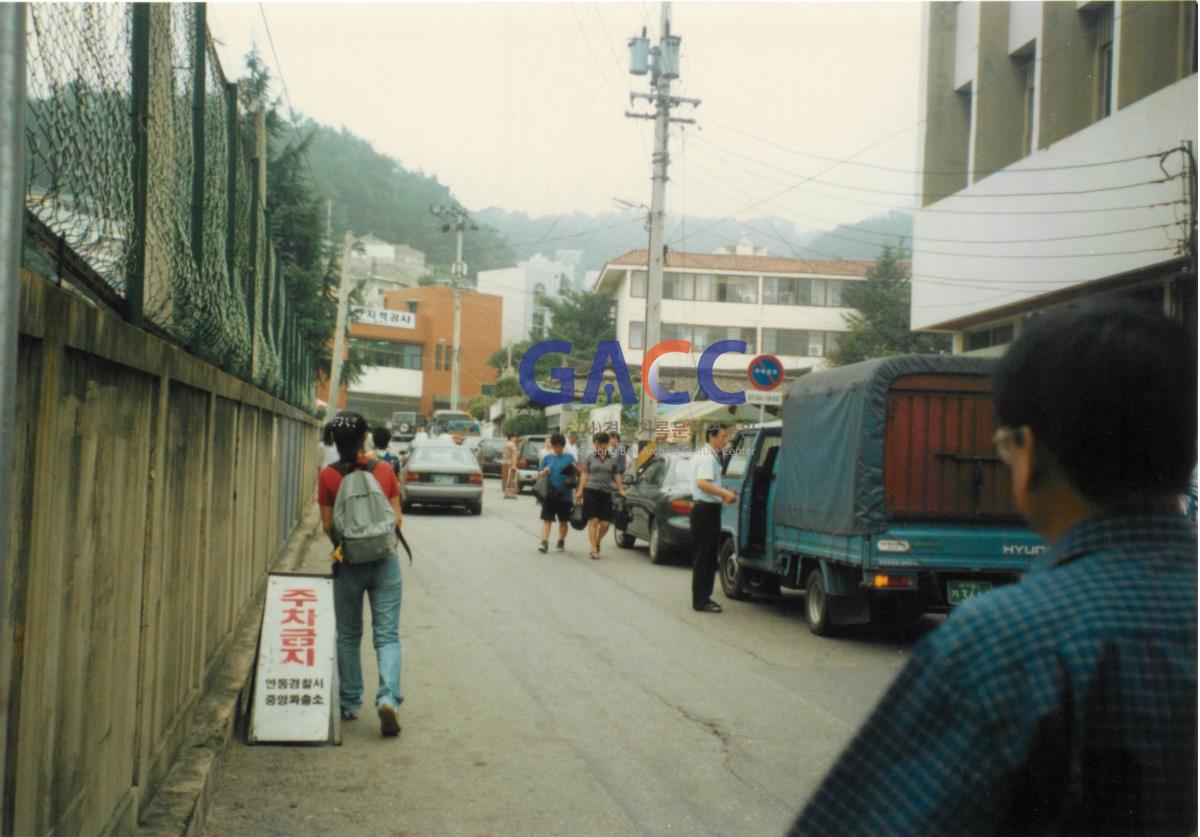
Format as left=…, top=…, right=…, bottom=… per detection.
left=774, top=354, right=1002, bottom=536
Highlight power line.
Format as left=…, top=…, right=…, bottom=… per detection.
left=256, top=4, right=320, bottom=189
left=670, top=0, right=1157, bottom=246
left=704, top=117, right=1173, bottom=177
left=679, top=151, right=1184, bottom=260
left=691, top=133, right=1177, bottom=200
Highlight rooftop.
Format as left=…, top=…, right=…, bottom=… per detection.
left=594, top=249, right=875, bottom=294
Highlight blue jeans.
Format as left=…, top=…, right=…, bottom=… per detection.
left=332, top=554, right=403, bottom=712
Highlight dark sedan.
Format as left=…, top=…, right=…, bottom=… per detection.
left=477, top=437, right=507, bottom=477
left=613, top=453, right=696, bottom=564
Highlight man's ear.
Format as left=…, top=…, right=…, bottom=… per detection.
left=1019, top=427, right=1054, bottom=491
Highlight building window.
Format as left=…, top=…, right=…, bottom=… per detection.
left=763, top=277, right=852, bottom=307
left=1020, top=53, right=1036, bottom=156
left=406, top=300, right=418, bottom=314
left=761, top=328, right=843, bottom=357
left=965, top=323, right=1015, bottom=351
left=531, top=309, right=546, bottom=339
left=350, top=338, right=423, bottom=370
left=1095, top=4, right=1114, bottom=119
left=658, top=323, right=755, bottom=351
left=434, top=344, right=443, bottom=370
left=663, top=272, right=694, bottom=300
left=693, top=274, right=758, bottom=303
left=629, top=320, right=645, bottom=351
left=630, top=271, right=646, bottom=298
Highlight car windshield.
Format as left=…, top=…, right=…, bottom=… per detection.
left=521, top=440, right=544, bottom=459
left=410, top=447, right=477, bottom=468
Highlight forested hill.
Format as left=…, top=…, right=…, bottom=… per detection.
left=299, top=119, right=912, bottom=277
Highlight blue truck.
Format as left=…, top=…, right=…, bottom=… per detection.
left=718, top=355, right=1045, bottom=635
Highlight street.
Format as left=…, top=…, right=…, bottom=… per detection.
left=206, top=478, right=933, bottom=837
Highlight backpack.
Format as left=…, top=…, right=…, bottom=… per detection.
left=331, top=461, right=396, bottom=564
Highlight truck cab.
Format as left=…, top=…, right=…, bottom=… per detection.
left=718, top=356, right=1044, bottom=636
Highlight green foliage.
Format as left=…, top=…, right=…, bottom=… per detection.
left=299, top=125, right=515, bottom=277
left=503, top=413, right=547, bottom=437
left=239, top=51, right=364, bottom=383
left=826, top=244, right=951, bottom=367
left=488, top=338, right=536, bottom=373
left=542, top=290, right=616, bottom=360
left=492, top=376, right=523, bottom=398
left=467, top=394, right=494, bottom=421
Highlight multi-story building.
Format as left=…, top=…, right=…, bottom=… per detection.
left=318, top=284, right=502, bottom=420
left=477, top=252, right=580, bottom=348
left=911, top=1, right=1197, bottom=353
left=593, top=241, right=872, bottom=388
left=346, top=233, right=430, bottom=307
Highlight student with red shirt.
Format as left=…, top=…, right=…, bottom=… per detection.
left=317, top=412, right=405, bottom=737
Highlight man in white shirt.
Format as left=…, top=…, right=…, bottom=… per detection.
left=690, top=424, right=736, bottom=613
left=564, top=432, right=580, bottom=460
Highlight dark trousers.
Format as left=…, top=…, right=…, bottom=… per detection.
left=690, top=501, right=722, bottom=608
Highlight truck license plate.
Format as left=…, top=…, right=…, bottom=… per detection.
left=947, top=580, right=992, bottom=606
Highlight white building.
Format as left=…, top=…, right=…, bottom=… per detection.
left=477, top=253, right=579, bottom=347
left=348, top=234, right=429, bottom=306
left=911, top=1, right=1196, bottom=352
left=592, top=242, right=872, bottom=380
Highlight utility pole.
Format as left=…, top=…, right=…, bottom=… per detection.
left=626, top=2, right=700, bottom=441
left=431, top=205, right=474, bottom=411
left=327, top=230, right=355, bottom=412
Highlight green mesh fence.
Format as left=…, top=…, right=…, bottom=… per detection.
left=22, top=3, right=315, bottom=409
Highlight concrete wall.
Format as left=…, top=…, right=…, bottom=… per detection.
left=1118, top=1, right=1195, bottom=109
left=920, top=2, right=972, bottom=205
left=2, top=273, right=319, bottom=836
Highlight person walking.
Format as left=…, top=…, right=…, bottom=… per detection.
left=790, top=301, right=1197, bottom=836
left=316, top=412, right=405, bottom=737
left=690, top=425, right=736, bottom=613
left=501, top=432, right=519, bottom=498
left=536, top=433, right=577, bottom=553
left=564, top=432, right=579, bottom=460
left=574, top=432, right=626, bottom=560
left=371, top=425, right=401, bottom=475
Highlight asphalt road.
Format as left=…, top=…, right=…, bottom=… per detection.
left=206, top=479, right=934, bottom=836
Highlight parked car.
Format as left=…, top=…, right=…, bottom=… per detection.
left=515, top=435, right=548, bottom=491
left=460, top=435, right=483, bottom=453
left=400, top=442, right=484, bottom=514
left=612, top=453, right=696, bottom=564
left=477, top=437, right=508, bottom=477
left=718, top=355, right=1044, bottom=636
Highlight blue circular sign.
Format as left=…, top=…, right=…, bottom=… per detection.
left=747, top=354, right=785, bottom=391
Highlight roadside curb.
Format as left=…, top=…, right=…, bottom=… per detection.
left=136, top=506, right=326, bottom=836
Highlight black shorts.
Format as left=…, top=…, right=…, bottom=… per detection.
left=540, top=494, right=572, bottom=523
left=582, top=488, right=614, bottom=522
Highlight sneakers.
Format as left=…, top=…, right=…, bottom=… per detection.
left=538, top=540, right=548, bottom=553
left=340, top=707, right=359, bottom=721
left=556, top=540, right=565, bottom=552
left=377, top=702, right=401, bottom=737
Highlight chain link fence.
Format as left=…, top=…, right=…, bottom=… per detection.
left=22, top=3, right=315, bottom=409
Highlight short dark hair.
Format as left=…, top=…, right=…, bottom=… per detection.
left=992, top=300, right=1196, bottom=504
left=550, top=432, right=566, bottom=446
left=372, top=426, right=392, bottom=450
left=594, top=431, right=610, bottom=444
left=705, top=424, right=725, bottom=440
left=508, top=433, right=518, bottom=440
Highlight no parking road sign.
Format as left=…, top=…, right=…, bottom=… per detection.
left=747, top=354, right=785, bottom=392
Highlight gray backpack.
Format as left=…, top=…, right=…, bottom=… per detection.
left=332, top=461, right=396, bottom=564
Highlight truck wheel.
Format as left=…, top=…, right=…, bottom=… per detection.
left=613, top=524, right=636, bottom=549
left=648, top=520, right=670, bottom=564
left=719, top=538, right=749, bottom=600
left=806, top=569, right=832, bottom=636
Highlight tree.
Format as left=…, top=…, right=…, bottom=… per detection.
left=492, top=376, right=523, bottom=398
left=467, top=394, right=493, bottom=421
left=503, top=413, right=546, bottom=436
left=542, top=290, right=616, bottom=360
left=826, top=244, right=950, bottom=366
left=238, top=51, right=364, bottom=384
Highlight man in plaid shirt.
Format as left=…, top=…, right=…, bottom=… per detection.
left=792, top=302, right=1197, bottom=836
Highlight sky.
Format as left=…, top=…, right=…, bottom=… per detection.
left=207, top=2, right=923, bottom=234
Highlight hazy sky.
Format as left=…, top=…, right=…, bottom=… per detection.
left=208, top=2, right=923, bottom=234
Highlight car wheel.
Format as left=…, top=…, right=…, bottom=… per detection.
left=401, top=500, right=413, bottom=514
left=613, top=524, right=636, bottom=548
left=719, top=538, right=750, bottom=600
left=648, top=520, right=670, bottom=565
left=469, top=501, right=482, bottom=516
left=806, top=568, right=833, bottom=637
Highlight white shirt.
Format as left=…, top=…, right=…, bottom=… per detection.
left=564, top=442, right=579, bottom=459
left=691, top=445, right=723, bottom=503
